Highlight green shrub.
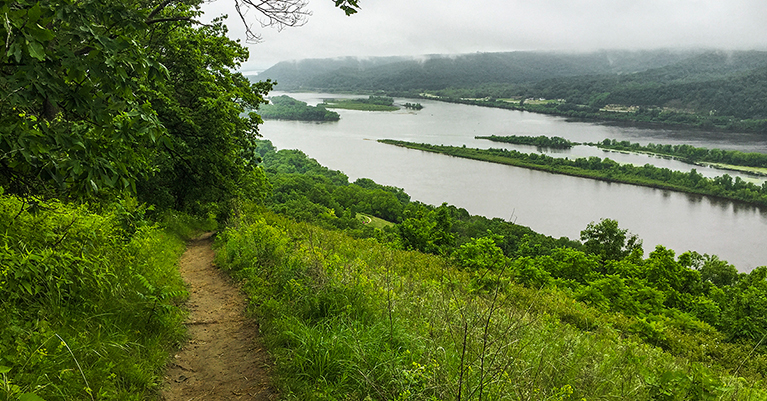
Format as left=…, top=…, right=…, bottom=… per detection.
left=0, top=194, right=190, bottom=400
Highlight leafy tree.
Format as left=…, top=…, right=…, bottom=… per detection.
left=1, top=0, right=360, bottom=204
left=453, top=233, right=506, bottom=270
left=399, top=203, right=454, bottom=254
left=721, top=266, right=767, bottom=341
left=508, top=257, right=552, bottom=289
left=642, top=246, right=703, bottom=310
left=1, top=0, right=167, bottom=199
left=136, top=17, right=273, bottom=217
left=679, top=252, right=741, bottom=288
left=332, top=185, right=403, bottom=222
left=580, top=218, right=642, bottom=262
left=545, top=247, right=599, bottom=283
left=577, top=275, right=640, bottom=313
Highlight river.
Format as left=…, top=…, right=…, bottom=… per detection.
left=259, top=92, right=767, bottom=272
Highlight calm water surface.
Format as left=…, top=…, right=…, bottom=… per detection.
left=260, top=93, right=767, bottom=271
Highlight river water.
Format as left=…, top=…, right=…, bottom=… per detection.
left=259, top=92, right=767, bottom=272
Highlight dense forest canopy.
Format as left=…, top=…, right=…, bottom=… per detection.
left=1, top=0, right=271, bottom=211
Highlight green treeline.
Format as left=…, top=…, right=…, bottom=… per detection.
left=520, top=56, right=767, bottom=121
left=209, top=142, right=767, bottom=398
left=520, top=100, right=767, bottom=133
left=322, top=95, right=399, bottom=111
left=403, top=102, right=424, bottom=110
left=476, top=134, right=575, bottom=149
left=379, top=139, right=767, bottom=207
left=427, top=95, right=767, bottom=133
left=357, top=95, right=395, bottom=105
left=595, top=138, right=767, bottom=169
left=477, top=135, right=767, bottom=172
left=260, top=95, right=340, bottom=121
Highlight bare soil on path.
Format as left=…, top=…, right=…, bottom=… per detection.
left=161, top=233, right=277, bottom=401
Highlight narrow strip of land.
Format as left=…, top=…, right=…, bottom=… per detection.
left=162, top=233, right=277, bottom=401
left=378, top=139, right=767, bottom=208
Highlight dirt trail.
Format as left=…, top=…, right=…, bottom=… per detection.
left=162, top=233, right=277, bottom=401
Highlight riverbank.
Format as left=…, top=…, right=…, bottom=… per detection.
left=418, top=94, right=767, bottom=134
left=379, top=139, right=767, bottom=209
left=590, top=139, right=767, bottom=177
left=599, top=147, right=767, bottom=178
left=480, top=135, right=767, bottom=180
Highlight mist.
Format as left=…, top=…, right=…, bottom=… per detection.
left=201, top=0, right=767, bottom=72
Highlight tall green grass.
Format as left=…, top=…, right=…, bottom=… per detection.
left=215, top=208, right=767, bottom=400
left=0, top=193, right=207, bottom=400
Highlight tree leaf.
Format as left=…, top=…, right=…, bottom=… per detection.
left=27, top=40, right=46, bottom=61
left=27, top=4, right=43, bottom=24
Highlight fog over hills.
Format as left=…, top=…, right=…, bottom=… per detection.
left=202, top=0, right=767, bottom=72
left=257, top=49, right=766, bottom=92
left=254, top=49, right=767, bottom=123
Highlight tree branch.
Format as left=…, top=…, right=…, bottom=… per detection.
left=234, top=0, right=312, bottom=43
left=147, top=0, right=176, bottom=22
left=146, top=16, right=193, bottom=25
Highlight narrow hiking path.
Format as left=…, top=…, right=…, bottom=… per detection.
left=161, top=233, right=277, bottom=401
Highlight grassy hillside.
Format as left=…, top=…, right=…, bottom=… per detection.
left=214, top=207, right=767, bottom=400
left=5, top=139, right=767, bottom=400
left=0, top=193, right=216, bottom=400
left=247, top=141, right=767, bottom=398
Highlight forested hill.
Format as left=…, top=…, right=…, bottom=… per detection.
left=257, top=55, right=413, bottom=89
left=523, top=50, right=767, bottom=119
left=258, top=49, right=767, bottom=126
left=258, top=49, right=704, bottom=91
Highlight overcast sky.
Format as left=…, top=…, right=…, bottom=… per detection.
left=201, top=0, right=767, bottom=73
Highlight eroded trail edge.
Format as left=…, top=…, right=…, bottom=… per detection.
left=162, top=233, right=276, bottom=401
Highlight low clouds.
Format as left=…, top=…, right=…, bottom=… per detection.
left=201, top=0, right=767, bottom=72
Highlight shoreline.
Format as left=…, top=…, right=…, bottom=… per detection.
left=378, top=139, right=767, bottom=210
